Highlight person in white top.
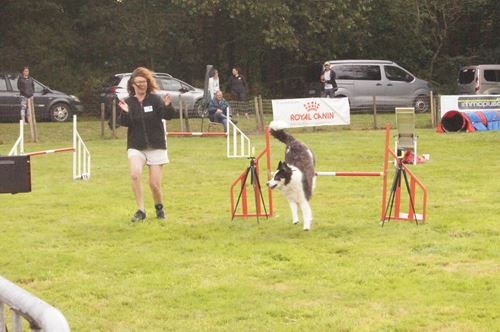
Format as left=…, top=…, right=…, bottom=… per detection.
left=208, top=68, right=220, bottom=99
left=320, top=62, right=337, bottom=98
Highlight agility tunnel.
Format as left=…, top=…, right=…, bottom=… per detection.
left=439, top=110, right=500, bottom=132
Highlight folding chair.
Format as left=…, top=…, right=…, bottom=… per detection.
left=395, top=107, right=417, bottom=165
left=200, top=107, right=225, bottom=132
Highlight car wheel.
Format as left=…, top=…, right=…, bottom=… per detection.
left=50, top=103, right=70, bottom=122
left=194, top=99, right=207, bottom=118
left=414, top=95, right=430, bottom=113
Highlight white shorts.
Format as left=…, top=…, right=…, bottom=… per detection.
left=127, top=148, right=169, bottom=165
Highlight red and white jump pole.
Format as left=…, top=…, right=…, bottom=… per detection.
left=25, top=147, right=74, bottom=157
left=316, top=171, right=383, bottom=177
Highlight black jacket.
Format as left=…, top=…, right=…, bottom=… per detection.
left=17, top=75, right=35, bottom=98
left=119, top=93, right=175, bottom=150
left=322, top=69, right=337, bottom=89
left=228, top=74, right=247, bottom=94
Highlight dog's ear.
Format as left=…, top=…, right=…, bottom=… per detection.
left=280, top=161, right=291, bottom=171
left=277, top=161, right=283, bottom=169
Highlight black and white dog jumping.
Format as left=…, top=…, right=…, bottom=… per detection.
left=266, top=121, right=316, bottom=231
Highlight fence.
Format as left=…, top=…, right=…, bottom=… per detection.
left=100, top=92, right=439, bottom=135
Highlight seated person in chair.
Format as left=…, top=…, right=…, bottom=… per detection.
left=208, top=90, right=236, bottom=132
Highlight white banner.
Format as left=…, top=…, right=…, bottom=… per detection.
left=440, top=95, right=500, bottom=118
left=271, top=97, right=350, bottom=128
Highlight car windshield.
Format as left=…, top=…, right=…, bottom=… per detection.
left=103, top=76, right=123, bottom=87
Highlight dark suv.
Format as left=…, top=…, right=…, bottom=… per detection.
left=0, top=73, right=84, bottom=122
left=99, top=72, right=204, bottom=118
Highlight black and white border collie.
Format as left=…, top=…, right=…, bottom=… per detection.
left=266, top=121, right=316, bottom=231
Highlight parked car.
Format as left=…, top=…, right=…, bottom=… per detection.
left=458, top=64, right=500, bottom=95
left=99, top=72, right=204, bottom=119
left=321, top=60, right=432, bottom=112
left=0, top=73, right=84, bottom=122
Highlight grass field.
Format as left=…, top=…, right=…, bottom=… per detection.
left=1, top=114, right=499, bottom=331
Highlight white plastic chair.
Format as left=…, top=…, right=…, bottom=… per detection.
left=395, top=107, right=417, bottom=165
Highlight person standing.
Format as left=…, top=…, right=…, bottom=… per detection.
left=17, top=66, right=34, bottom=123
left=228, top=66, right=248, bottom=117
left=208, top=68, right=220, bottom=99
left=321, top=62, right=337, bottom=98
left=118, top=67, right=175, bottom=222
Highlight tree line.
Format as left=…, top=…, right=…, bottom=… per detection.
left=1, top=0, right=498, bottom=113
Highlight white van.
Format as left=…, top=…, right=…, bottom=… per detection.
left=458, top=64, right=500, bottom=95
left=325, top=60, right=432, bottom=112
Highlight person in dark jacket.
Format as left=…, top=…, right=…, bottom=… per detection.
left=320, top=62, right=337, bottom=98
left=208, top=90, right=231, bottom=132
left=227, top=66, right=248, bottom=118
left=17, top=66, right=35, bottom=123
left=118, top=67, right=175, bottom=222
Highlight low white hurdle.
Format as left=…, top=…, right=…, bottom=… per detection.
left=164, top=118, right=251, bottom=159
left=8, top=115, right=91, bottom=180
left=226, top=119, right=251, bottom=158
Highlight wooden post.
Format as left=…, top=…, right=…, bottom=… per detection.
left=179, top=96, right=185, bottom=132
left=254, top=96, right=261, bottom=132
left=182, top=98, right=191, bottom=132
left=258, top=95, right=265, bottom=131
left=430, top=91, right=436, bottom=128
left=100, top=103, right=105, bottom=138
left=372, top=95, right=378, bottom=129
left=28, top=98, right=38, bottom=143
left=111, top=99, right=117, bottom=139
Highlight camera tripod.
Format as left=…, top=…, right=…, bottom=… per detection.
left=231, top=157, right=268, bottom=222
left=382, top=156, right=419, bottom=227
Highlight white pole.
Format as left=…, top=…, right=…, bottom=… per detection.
left=73, top=115, right=77, bottom=179
left=19, top=120, right=24, bottom=155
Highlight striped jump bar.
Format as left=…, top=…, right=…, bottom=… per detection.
left=316, top=171, right=383, bottom=177
left=166, top=132, right=226, bottom=137
left=25, top=147, right=75, bottom=157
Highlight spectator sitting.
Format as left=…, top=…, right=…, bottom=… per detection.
left=208, top=90, right=237, bottom=132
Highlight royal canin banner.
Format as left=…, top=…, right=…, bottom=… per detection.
left=440, top=95, right=500, bottom=118
left=271, top=97, right=350, bottom=128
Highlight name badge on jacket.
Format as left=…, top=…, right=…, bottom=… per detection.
left=144, top=106, right=153, bottom=113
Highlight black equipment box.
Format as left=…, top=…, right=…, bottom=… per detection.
left=0, top=155, right=32, bottom=194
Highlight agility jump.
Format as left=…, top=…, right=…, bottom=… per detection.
left=230, top=97, right=427, bottom=223
left=8, top=115, right=91, bottom=180
left=165, top=118, right=251, bottom=158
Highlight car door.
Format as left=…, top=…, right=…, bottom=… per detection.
left=31, top=79, right=52, bottom=117
left=0, top=74, right=21, bottom=121
left=352, top=65, right=385, bottom=106
left=156, top=77, right=183, bottom=110
left=383, top=65, right=415, bottom=106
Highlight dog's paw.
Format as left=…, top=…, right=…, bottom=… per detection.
left=293, top=220, right=299, bottom=225
left=303, top=227, right=310, bottom=231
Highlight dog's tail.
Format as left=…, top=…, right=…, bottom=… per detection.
left=269, top=120, right=295, bottom=145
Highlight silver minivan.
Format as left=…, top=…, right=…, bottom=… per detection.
left=325, top=60, right=432, bottom=112
left=458, top=64, right=500, bottom=95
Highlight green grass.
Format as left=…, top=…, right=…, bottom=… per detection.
left=1, top=114, right=499, bottom=331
